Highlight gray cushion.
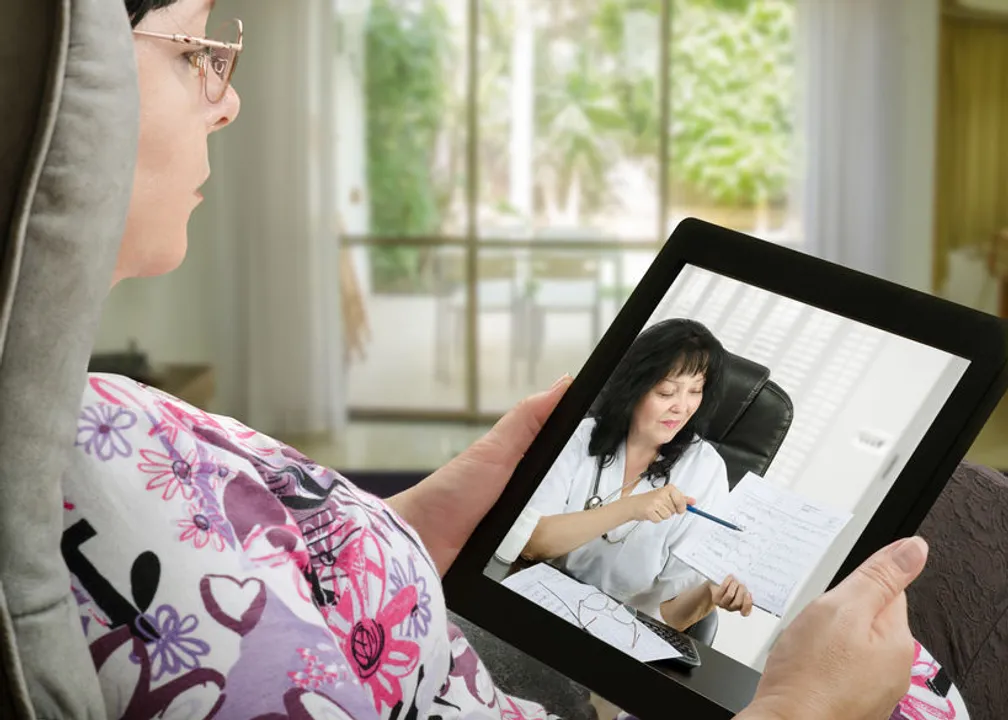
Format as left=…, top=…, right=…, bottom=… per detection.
left=0, top=0, right=139, bottom=717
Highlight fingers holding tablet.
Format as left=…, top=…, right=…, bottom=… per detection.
left=737, top=536, right=928, bottom=720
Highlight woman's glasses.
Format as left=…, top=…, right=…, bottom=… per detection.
left=133, top=18, right=243, bottom=104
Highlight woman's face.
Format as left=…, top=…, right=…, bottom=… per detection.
left=114, top=0, right=241, bottom=285
left=630, top=370, right=706, bottom=448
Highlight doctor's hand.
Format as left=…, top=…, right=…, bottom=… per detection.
left=736, top=536, right=929, bottom=720
left=710, top=575, right=753, bottom=617
left=625, top=484, right=696, bottom=524
left=386, top=375, right=573, bottom=577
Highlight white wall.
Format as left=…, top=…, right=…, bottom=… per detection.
left=709, top=334, right=967, bottom=669
left=887, top=0, right=941, bottom=293
left=792, top=336, right=958, bottom=511
left=93, top=199, right=218, bottom=366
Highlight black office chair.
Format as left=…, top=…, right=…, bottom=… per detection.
left=706, top=351, right=794, bottom=491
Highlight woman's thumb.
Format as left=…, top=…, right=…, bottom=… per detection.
left=834, top=536, right=929, bottom=616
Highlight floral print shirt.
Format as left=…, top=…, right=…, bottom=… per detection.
left=62, top=373, right=555, bottom=720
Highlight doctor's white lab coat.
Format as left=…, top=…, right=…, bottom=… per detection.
left=524, top=417, right=729, bottom=621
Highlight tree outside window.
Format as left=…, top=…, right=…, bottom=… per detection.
left=361, top=0, right=796, bottom=292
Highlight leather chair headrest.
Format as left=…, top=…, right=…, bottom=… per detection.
left=707, top=352, right=772, bottom=442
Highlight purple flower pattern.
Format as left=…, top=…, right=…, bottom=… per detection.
left=389, top=556, right=432, bottom=638
left=133, top=604, right=211, bottom=681
left=76, top=405, right=137, bottom=460
left=70, top=375, right=560, bottom=719
left=143, top=415, right=236, bottom=551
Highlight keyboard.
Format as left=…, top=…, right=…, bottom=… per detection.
left=635, top=612, right=702, bottom=668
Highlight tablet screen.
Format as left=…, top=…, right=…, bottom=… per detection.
left=483, top=263, right=970, bottom=673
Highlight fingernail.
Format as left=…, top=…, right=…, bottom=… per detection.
left=893, top=536, right=928, bottom=573
left=549, top=373, right=572, bottom=391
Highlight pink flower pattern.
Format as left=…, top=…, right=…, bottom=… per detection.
left=241, top=523, right=314, bottom=603
left=288, top=647, right=348, bottom=690
left=178, top=501, right=229, bottom=552
left=322, top=528, right=421, bottom=712
left=500, top=695, right=545, bottom=720
left=890, top=642, right=958, bottom=720
left=137, top=447, right=201, bottom=501
left=151, top=397, right=225, bottom=444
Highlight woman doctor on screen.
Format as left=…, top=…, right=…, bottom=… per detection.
left=519, top=318, right=754, bottom=631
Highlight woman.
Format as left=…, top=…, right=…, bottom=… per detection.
left=520, top=319, right=753, bottom=631
left=60, top=0, right=930, bottom=718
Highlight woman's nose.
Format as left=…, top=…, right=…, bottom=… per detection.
left=209, top=85, right=241, bottom=132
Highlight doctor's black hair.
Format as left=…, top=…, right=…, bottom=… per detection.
left=124, top=0, right=180, bottom=27
left=587, top=318, right=726, bottom=483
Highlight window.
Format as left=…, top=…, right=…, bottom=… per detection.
left=336, top=0, right=800, bottom=420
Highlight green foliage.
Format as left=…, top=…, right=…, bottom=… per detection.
left=524, top=0, right=795, bottom=212
left=669, top=0, right=795, bottom=205
left=361, top=0, right=795, bottom=290
left=363, top=0, right=452, bottom=288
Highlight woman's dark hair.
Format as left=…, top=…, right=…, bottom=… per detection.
left=124, top=0, right=179, bottom=28
left=588, top=318, right=726, bottom=483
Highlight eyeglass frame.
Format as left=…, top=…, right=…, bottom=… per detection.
left=132, top=18, right=243, bottom=104
left=577, top=591, right=640, bottom=649
left=538, top=582, right=640, bottom=650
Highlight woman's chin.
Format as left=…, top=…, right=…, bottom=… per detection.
left=128, top=243, right=189, bottom=281
left=653, top=431, right=676, bottom=447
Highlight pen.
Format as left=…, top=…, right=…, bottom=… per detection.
left=686, top=504, right=744, bottom=532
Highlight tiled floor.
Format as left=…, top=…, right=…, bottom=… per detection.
left=288, top=420, right=489, bottom=473
left=287, top=394, right=1008, bottom=476
left=344, top=290, right=626, bottom=416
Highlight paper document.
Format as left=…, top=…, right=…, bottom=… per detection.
left=672, top=472, right=853, bottom=617
left=501, top=562, right=682, bottom=663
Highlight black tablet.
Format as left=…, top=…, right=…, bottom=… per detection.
left=442, top=218, right=1008, bottom=720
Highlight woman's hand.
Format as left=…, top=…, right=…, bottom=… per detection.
left=386, top=376, right=572, bottom=577
left=659, top=575, right=752, bottom=631
left=735, top=536, right=928, bottom=720
left=710, top=574, right=753, bottom=617
left=624, top=484, right=695, bottom=524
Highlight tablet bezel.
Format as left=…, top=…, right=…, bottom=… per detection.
left=442, top=218, right=1008, bottom=719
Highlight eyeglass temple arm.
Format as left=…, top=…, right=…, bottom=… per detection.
left=132, top=29, right=241, bottom=51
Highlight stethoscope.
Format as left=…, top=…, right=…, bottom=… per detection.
left=583, top=456, right=668, bottom=542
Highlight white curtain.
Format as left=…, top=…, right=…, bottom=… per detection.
left=795, top=0, right=940, bottom=287
left=207, top=0, right=346, bottom=439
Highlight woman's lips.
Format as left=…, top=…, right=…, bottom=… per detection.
left=661, top=419, right=681, bottom=429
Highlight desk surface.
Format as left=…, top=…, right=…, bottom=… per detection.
left=483, top=556, right=762, bottom=712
